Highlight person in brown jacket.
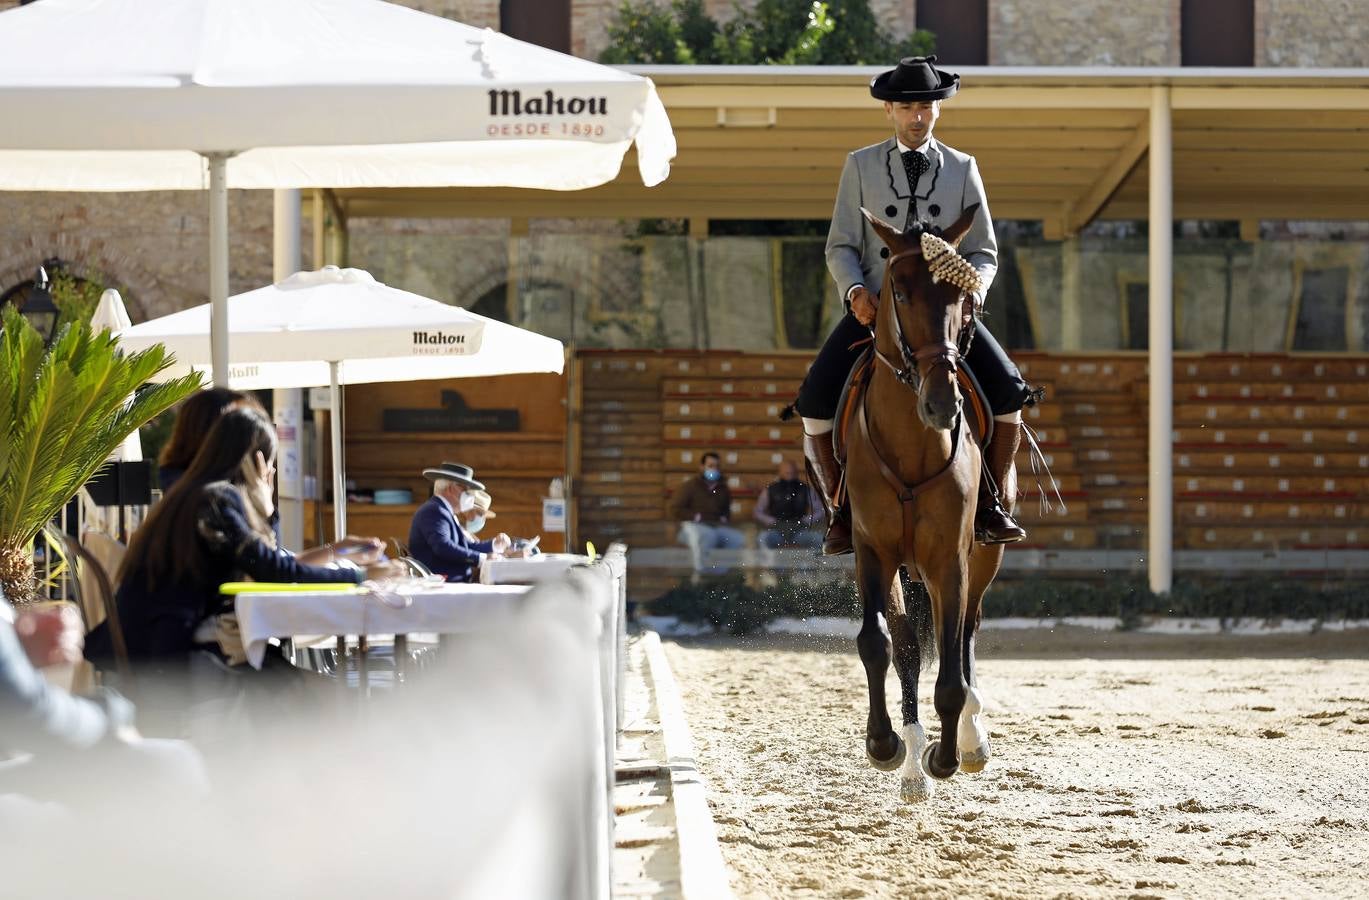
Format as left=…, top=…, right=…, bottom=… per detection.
left=670, top=452, right=744, bottom=573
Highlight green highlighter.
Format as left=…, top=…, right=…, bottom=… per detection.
left=219, top=582, right=361, bottom=595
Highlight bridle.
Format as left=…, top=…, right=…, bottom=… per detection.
left=868, top=246, right=976, bottom=395
left=854, top=239, right=980, bottom=557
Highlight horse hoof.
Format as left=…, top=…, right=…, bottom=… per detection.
left=900, top=775, right=933, bottom=804
left=920, top=740, right=959, bottom=781
left=960, top=741, right=990, bottom=774
left=866, top=733, right=906, bottom=772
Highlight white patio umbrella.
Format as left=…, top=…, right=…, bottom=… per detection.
left=0, top=0, right=674, bottom=385
left=91, top=290, right=143, bottom=464
left=115, top=266, right=565, bottom=540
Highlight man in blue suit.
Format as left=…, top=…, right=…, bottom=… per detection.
left=408, top=462, right=512, bottom=582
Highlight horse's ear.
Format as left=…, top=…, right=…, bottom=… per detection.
left=860, top=207, right=902, bottom=249
left=943, top=203, right=980, bottom=248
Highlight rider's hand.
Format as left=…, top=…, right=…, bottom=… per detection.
left=961, top=293, right=983, bottom=328
left=850, top=286, right=878, bottom=326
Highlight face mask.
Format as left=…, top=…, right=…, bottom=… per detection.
left=467, top=514, right=487, bottom=535
left=457, top=491, right=476, bottom=513
left=703, top=469, right=722, bottom=483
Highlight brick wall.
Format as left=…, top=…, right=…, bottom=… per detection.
left=0, top=191, right=300, bottom=322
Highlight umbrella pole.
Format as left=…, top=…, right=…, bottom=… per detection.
left=205, top=152, right=233, bottom=387
left=330, top=361, right=346, bottom=542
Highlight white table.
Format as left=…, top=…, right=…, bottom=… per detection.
left=479, top=553, right=591, bottom=585
left=234, top=583, right=531, bottom=669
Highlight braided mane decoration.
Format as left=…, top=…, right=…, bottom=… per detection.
left=919, top=231, right=983, bottom=296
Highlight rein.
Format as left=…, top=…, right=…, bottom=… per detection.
left=857, top=245, right=971, bottom=557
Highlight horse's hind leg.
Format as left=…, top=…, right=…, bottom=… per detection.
left=958, top=549, right=1002, bottom=773
left=855, top=544, right=903, bottom=771
left=888, top=572, right=934, bottom=802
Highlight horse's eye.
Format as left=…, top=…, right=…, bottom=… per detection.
left=893, top=291, right=905, bottom=303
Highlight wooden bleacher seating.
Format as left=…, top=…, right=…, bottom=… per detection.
left=575, top=350, right=1369, bottom=599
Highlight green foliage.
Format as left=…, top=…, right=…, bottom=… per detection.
left=648, top=572, right=1369, bottom=635
left=49, top=268, right=107, bottom=334
left=0, top=306, right=203, bottom=603
left=599, top=0, right=934, bottom=66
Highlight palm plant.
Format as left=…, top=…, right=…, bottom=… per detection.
left=0, top=306, right=202, bottom=604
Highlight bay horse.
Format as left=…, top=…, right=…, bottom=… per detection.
left=848, top=205, right=1008, bottom=803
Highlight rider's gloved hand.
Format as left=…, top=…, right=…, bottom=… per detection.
left=850, top=286, right=879, bottom=326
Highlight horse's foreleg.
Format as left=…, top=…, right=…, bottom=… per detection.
left=888, top=573, right=934, bottom=802
left=920, top=556, right=968, bottom=781
left=855, top=545, right=902, bottom=771
left=958, top=576, right=991, bottom=772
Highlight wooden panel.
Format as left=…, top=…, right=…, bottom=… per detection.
left=663, top=377, right=797, bottom=398
left=344, top=373, right=566, bottom=434
left=1182, top=526, right=1368, bottom=549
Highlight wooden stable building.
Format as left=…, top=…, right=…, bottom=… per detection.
left=297, top=67, right=1369, bottom=592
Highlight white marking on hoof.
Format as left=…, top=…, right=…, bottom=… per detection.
left=958, top=685, right=991, bottom=773
left=899, top=722, right=934, bottom=802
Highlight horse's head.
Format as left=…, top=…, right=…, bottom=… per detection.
left=859, top=204, right=982, bottom=432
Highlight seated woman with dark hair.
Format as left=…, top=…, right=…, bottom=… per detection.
left=157, top=387, right=265, bottom=493
left=94, top=406, right=403, bottom=666
left=155, top=387, right=380, bottom=564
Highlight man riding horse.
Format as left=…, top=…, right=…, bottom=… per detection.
left=796, top=56, right=1034, bottom=554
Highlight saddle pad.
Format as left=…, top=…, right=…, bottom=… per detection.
left=958, top=365, right=994, bottom=448
left=833, top=346, right=875, bottom=467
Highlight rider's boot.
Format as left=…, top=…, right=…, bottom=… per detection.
left=975, top=420, right=1027, bottom=544
left=803, top=433, right=852, bottom=556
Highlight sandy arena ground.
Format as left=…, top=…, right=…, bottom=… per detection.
left=664, top=627, right=1369, bottom=899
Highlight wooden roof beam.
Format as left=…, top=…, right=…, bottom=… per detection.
left=1064, top=120, right=1149, bottom=236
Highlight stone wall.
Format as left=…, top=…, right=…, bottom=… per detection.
left=1257, top=0, right=1369, bottom=66
left=989, top=0, right=1180, bottom=66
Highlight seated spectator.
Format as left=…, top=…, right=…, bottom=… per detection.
left=754, top=459, right=825, bottom=551
left=462, top=489, right=541, bottom=558
left=158, top=387, right=264, bottom=493
left=156, top=386, right=381, bottom=564
left=669, top=452, right=744, bottom=573
left=1, top=590, right=205, bottom=809
left=409, top=463, right=525, bottom=582
left=90, top=406, right=402, bottom=668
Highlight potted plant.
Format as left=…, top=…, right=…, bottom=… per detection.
left=0, top=306, right=201, bottom=604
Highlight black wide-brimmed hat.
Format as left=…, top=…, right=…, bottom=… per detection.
left=870, top=55, right=959, bottom=102
left=421, top=461, right=484, bottom=490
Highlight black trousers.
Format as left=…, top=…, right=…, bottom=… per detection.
left=795, top=314, right=1031, bottom=421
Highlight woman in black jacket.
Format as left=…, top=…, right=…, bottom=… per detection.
left=100, top=406, right=401, bottom=665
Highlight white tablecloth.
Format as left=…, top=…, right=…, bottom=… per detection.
left=479, top=553, right=590, bottom=585
left=235, top=583, right=531, bottom=669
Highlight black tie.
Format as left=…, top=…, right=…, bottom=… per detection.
left=902, top=149, right=929, bottom=190
left=902, top=150, right=929, bottom=228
